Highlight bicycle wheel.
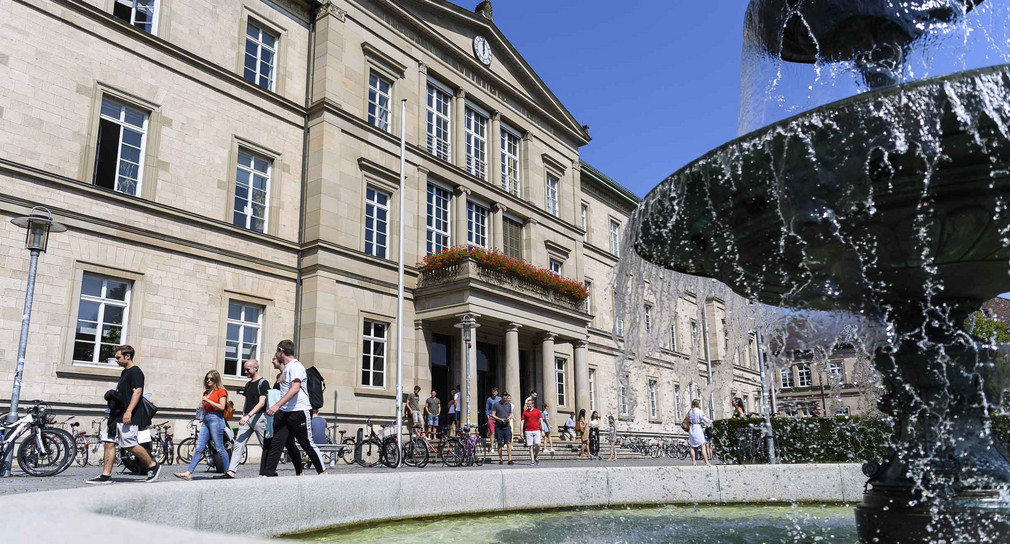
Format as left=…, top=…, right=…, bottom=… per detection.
left=442, top=438, right=464, bottom=467
left=339, top=437, right=356, bottom=464
left=75, top=435, right=89, bottom=467
left=17, top=430, right=72, bottom=477
left=176, top=437, right=196, bottom=465
left=48, top=427, right=78, bottom=475
left=356, top=438, right=383, bottom=467
left=403, top=437, right=429, bottom=468
left=472, top=438, right=487, bottom=466
left=381, top=437, right=400, bottom=468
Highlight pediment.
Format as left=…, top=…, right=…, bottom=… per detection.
left=364, top=0, right=590, bottom=146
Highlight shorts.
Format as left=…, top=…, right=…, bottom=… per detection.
left=446, top=412, right=457, bottom=426
left=100, top=422, right=144, bottom=448
left=426, top=415, right=439, bottom=427
left=495, top=423, right=512, bottom=445
left=487, top=418, right=496, bottom=434
left=411, top=411, right=423, bottom=426
left=524, top=430, right=542, bottom=447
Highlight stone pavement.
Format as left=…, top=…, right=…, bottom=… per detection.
left=0, top=455, right=707, bottom=496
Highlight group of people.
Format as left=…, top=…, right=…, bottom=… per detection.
left=402, top=385, right=461, bottom=439
left=86, top=340, right=329, bottom=484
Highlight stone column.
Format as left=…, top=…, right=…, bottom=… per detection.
left=505, top=323, right=521, bottom=402
left=492, top=203, right=506, bottom=250
left=521, top=131, right=533, bottom=203
left=524, top=217, right=539, bottom=265
left=490, top=111, right=501, bottom=189
left=574, top=340, right=590, bottom=418
left=540, top=333, right=557, bottom=413
left=454, top=186, right=470, bottom=247
left=454, top=88, right=467, bottom=169
left=458, top=326, right=479, bottom=428
left=417, top=63, right=429, bottom=147
left=413, top=320, right=432, bottom=393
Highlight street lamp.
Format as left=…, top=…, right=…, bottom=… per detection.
left=7, top=207, right=65, bottom=425
left=454, top=314, right=479, bottom=431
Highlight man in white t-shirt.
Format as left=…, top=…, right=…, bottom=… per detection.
left=261, top=339, right=326, bottom=476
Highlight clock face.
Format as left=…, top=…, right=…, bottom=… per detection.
left=473, top=35, right=492, bottom=66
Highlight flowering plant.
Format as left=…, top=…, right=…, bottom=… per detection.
left=420, top=246, right=589, bottom=300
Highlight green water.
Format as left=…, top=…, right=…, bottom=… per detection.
left=294, top=504, right=858, bottom=543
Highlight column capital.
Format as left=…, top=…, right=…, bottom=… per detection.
left=574, top=340, right=589, bottom=349
left=418, top=61, right=428, bottom=74
left=521, top=130, right=533, bottom=142
left=525, top=217, right=539, bottom=227
left=572, top=160, right=582, bottom=172
left=454, top=185, right=471, bottom=197
left=491, top=111, right=502, bottom=121
left=505, top=322, right=522, bottom=333
left=539, top=332, right=557, bottom=342
left=416, top=165, right=430, bottom=175
left=318, top=0, right=347, bottom=21
left=493, top=202, right=507, bottom=214
left=455, top=87, right=467, bottom=99
left=414, top=319, right=427, bottom=330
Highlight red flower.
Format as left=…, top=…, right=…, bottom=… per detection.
left=420, top=246, right=588, bottom=301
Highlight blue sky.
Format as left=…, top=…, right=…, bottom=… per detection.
left=490, top=0, right=753, bottom=197
left=488, top=0, right=1010, bottom=198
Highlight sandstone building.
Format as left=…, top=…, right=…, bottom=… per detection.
left=0, top=0, right=763, bottom=440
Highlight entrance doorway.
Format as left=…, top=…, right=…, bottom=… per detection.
left=430, top=333, right=453, bottom=421
left=476, top=342, right=499, bottom=434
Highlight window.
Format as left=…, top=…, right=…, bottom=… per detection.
left=555, top=358, right=566, bottom=406
left=797, top=363, right=812, bottom=387
left=549, top=258, right=562, bottom=276
left=466, top=201, right=489, bottom=248
left=584, top=280, right=593, bottom=314
left=503, top=217, right=523, bottom=259
left=426, top=83, right=451, bottom=161
left=835, top=406, right=851, bottom=416
left=829, top=361, right=845, bottom=383
left=690, top=319, right=699, bottom=349
left=367, top=72, right=392, bottom=132
left=464, top=106, right=489, bottom=180
left=743, top=396, right=750, bottom=413
left=545, top=174, right=559, bottom=216
left=244, top=21, right=277, bottom=91
left=365, top=187, right=390, bottom=258
left=722, top=319, right=730, bottom=352
left=361, top=320, right=387, bottom=388
left=644, top=305, right=653, bottom=332
left=589, top=368, right=596, bottom=411
left=648, top=379, right=658, bottom=419
left=113, top=0, right=157, bottom=33
left=670, top=317, right=678, bottom=351
left=780, top=367, right=794, bottom=388
left=581, top=203, right=588, bottom=240
left=94, top=97, right=148, bottom=196
left=73, top=274, right=131, bottom=365
left=619, top=379, right=628, bottom=415
left=426, top=183, right=451, bottom=254
left=609, top=219, right=620, bottom=256
left=501, top=126, right=521, bottom=196
left=224, top=302, right=262, bottom=377
left=233, top=149, right=271, bottom=233
left=613, top=290, right=625, bottom=336
left=674, top=384, right=683, bottom=420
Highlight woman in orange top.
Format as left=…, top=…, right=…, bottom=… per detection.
left=174, top=370, right=230, bottom=480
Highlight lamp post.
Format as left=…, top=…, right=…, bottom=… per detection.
left=454, top=314, right=479, bottom=431
left=3, top=207, right=65, bottom=477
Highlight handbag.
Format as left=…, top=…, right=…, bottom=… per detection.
left=681, top=415, right=690, bottom=433
left=133, top=396, right=158, bottom=429
left=222, top=400, right=235, bottom=421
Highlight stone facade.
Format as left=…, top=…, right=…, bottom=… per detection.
left=0, top=0, right=762, bottom=440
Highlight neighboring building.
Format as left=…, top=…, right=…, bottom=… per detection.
left=775, top=348, right=867, bottom=416
left=0, top=0, right=759, bottom=442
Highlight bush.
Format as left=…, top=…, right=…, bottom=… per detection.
left=713, top=415, right=1010, bottom=464
left=420, top=246, right=589, bottom=300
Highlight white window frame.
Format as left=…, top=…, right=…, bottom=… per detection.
left=670, top=316, right=678, bottom=351
left=361, top=319, right=388, bottom=389
left=367, top=71, right=392, bottom=132
left=619, top=378, right=629, bottom=415
left=426, top=183, right=451, bottom=255
left=425, top=81, right=452, bottom=161
left=233, top=148, right=271, bottom=233
left=584, top=279, right=593, bottom=314
left=555, top=357, right=566, bottom=407
left=609, top=219, right=621, bottom=256
left=545, top=174, right=559, bottom=217
left=244, top=21, right=278, bottom=91
left=613, top=290, right=625, bottom=337
left=797, top=363, right=812, bottom=388
left=224, top=301, right=263, bottom=378
left=96, top=97, right=149, bottom=197
left=365, top=186, right=390, bottom=258
left=780, top=367, right=795, bottom=389
left=73, top=274, right=132, bottom=366
left=466, top=200, right=489, bottom=248
left=113, top=0, right=159, bottom=34
left=690, top=319, right=699, bottom=350
left=549, top=258, right=563, bottom=276
left=674, top=384, right=683, bottom=420
left=500, top=124, right=521, bottom=197
left=829, top=361, right=845, bottom=383
left=644, top=304, right=653, bottom=333
left=580, top=203, right=588, bottom=240
left=588, top=368, right=596, bottom=412
left=464, top=104, right=489, bottom=181
left=648, top=379, right=658, bottom=419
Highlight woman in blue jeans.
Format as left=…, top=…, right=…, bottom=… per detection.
left=174, top=370, right=230, bottom=480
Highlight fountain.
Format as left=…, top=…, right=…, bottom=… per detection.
left=631, top=0, right=1010, bottom=542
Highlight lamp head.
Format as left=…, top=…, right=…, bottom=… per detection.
left=11, top=207, right=66, bottom=253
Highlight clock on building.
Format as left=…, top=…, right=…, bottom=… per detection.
left=473, top=35, right=492, bottom=66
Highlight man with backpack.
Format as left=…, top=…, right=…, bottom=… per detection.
left=262, top=339, right=326, bottom=476
left=223, top=358, right=269, bottom=478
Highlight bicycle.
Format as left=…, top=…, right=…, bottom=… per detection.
left=441, top=424, right=487, bottom=467
left=149, top=421, right=174, bottom=465
left=0, top=401, right=76, bottom=477
left=176, top=420, right=246, bottom=472
left=56, top=416, right=90, bottom=467
left=354, top=418, right=399, bottom=468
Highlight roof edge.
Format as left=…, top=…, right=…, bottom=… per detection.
left=580, top=160, right=640, bottom=205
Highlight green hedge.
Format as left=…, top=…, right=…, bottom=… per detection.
left=713, top=415, right=1010, bottom=464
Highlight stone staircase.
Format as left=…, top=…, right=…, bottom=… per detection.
left=492, top=438, right=651, bottom=462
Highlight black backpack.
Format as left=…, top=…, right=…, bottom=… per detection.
left=305, top=366, right=325, bottom=410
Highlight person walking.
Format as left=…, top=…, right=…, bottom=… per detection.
left=521, top=399, right=543, bottom=465
left=492, top=392, right=514, bottom=465
left=576, top=409, right=589, bottom=458
left=85, top=345, right=160, bottom=484
left=686, top=399, right=712, bottom=466
left=484, top=386, right=501, bottom=440
left=262, top=339, right=327, bottom=476
left=223, top=358, right=269, bottom=479
left=588, top=411, right=601, bottom=458
left=259, top=358, right=304, bottom=477
left=524, top=390, right=538, bottom=408
left=605, top=415, right=618, bottom=461
left=540, top=403, right=555, bottom=453
left=174, top=370, right=230, bottom=480
left=424, top=389, right=440, bottom=438
left=561, top=412, right=576, bottom=441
